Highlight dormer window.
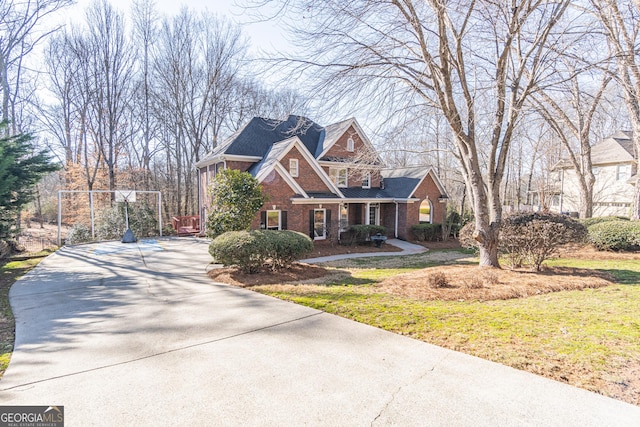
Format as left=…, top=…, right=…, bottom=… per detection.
left=289, top=158, right=299, bottom=177
left=362, top=172, right=371, bottom=189
left=347, top=137, right=354, bottom=152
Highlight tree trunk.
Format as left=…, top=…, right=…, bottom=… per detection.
left=474, top=221, right=500, bottom=267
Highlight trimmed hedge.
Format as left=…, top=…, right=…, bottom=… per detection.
left=209, top=230, right=313, bottom=273
left=580, top=216, right=629, bottom=228
left=344, top=224, right=387, bottom=245
left=265, top=230, right=314, bottom=269
left=411, top=223, right=442, bottom=241
left=588, top=220, right=640, bottom=251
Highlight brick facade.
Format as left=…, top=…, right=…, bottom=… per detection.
left=281, top=146, right=332, bottom=194
left=322, top=126, right=382, bottom=188
left=196, top=116, right=449, bottom=242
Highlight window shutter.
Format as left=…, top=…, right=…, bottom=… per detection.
left=309, top=210, right=314, bottom=238
left=281, top=211, right=287, bottom=230
left=260, top=211, right=266, bottom=229
left=326, top=210, right=331, bottom=235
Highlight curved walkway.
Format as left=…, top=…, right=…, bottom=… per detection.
left=300, top=238, right=427, bottom=263
left=1, top=238, right=639, bottom=426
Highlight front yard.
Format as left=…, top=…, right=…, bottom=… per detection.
left=211, top=247, right=640, bottom=406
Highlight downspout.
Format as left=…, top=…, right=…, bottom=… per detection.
left=394, top=200, right=399, bottom=238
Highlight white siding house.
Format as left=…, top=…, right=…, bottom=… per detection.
left=551, top=131, right=636, bottom=217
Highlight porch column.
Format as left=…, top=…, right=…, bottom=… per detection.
left=394, top=201, right=399, bottom=238
left=365, top=202, right=370, bottom=225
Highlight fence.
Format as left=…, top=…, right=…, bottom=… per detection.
left=17, top=235, right=58, bottom=253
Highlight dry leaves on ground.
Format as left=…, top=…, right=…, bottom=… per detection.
left=377, top=265, right=614, bottom=301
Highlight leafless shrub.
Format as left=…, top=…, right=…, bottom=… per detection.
left=482, top=270, right=500, bottom=285
left=428, top=272, right=448, bottom=288
left=465, top=276, right=484, bottom=289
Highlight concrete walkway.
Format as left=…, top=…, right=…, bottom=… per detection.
left=1, top=238, right=639, bottom=426
left=300, top=238, right=427, bottom=263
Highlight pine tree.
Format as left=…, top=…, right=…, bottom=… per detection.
left=0, top=124, right=60, bottom=239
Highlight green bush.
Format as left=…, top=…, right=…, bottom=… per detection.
left=580, top=216, right=629, bottom=228
left=345, top=224, right=387, bottom=245
left=206, top=169, right=267, bottom=239
left=588, top=220, right=640, bottom=251
left=96, top=206, right=126, bottom=240
left=411, top=223, right=442, bottom=241
left=209, top=230, right=313, bottom=273
left=130, top=202, right=158, bottom=237
left=96, top=204, right=158, bottom=240
left=66, top=223, right=92, bottom=245
left=209, top=230, right=268, bottom=273
left=264, top=230, right=314, bottom=269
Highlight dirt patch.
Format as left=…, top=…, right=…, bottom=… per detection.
left=377, top=265, right=613, bottom=301
left=208, top=263, right=331, bottom=287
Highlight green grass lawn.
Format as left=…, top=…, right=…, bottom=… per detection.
left=0, top=252, right=50, bottom=377
left=253, top=253, right=640, bottom=405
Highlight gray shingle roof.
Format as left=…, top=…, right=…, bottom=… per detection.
left=339, top=188, right=392, bottom=199
left=381, top=177, right=421, bottom=199
left=224, top=115, right=324, bottom=158
left=247, top=138, right=295, bottom=178
left=554, top=131, right=636, bottom=170
left=591, top=130, right=635, bottom=165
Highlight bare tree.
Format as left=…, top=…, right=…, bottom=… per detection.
left=249, top=0, right=571, bottom=267
left=129, top=0, right=159, bottom=187
left=590, top=0, right=640, bottom=218
left=0, top=0, right=72, bottom=134
left=531, top=67, right=611, bottom=218
left=151, top=9, right=249, bottom=215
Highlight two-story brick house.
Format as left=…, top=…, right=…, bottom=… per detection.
left=196, top=115, right=448, bottom=241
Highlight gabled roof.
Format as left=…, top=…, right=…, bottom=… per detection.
left=553, top=131, right=636, bottom=170
left=197, top=115, right=325, bottom=167
left=317, top=119, right=353, bottom=157
left=591, top=130, right=635, bottom=165
left=249, top=136, right=343, bottom=198
left=381, top=166, right=449, bottom=199
left=316, top=117, right=384, bottom=165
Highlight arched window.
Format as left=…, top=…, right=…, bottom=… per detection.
left=419, top=199, right=432, bottom=223
left=347, top=137, right=355, bottom=152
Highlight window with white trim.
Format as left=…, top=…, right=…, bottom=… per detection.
left=329, top=167, right=348, bottom=187
left=362, top=172, right=371, bottom=189
left=266, top=210, right=281, bottom=230
left=616, top=164, right=630, bottom=181
left=289, top=158, right=299, bottom=177
left=347, top=137, right=355, bottom=152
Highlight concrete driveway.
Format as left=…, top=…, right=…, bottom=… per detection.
left=1, top=238, right=639, bottom=426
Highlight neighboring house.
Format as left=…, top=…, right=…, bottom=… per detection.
left=196, top=115, right=449, bottom=241
left=550, top=130, right=636, bottom=217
